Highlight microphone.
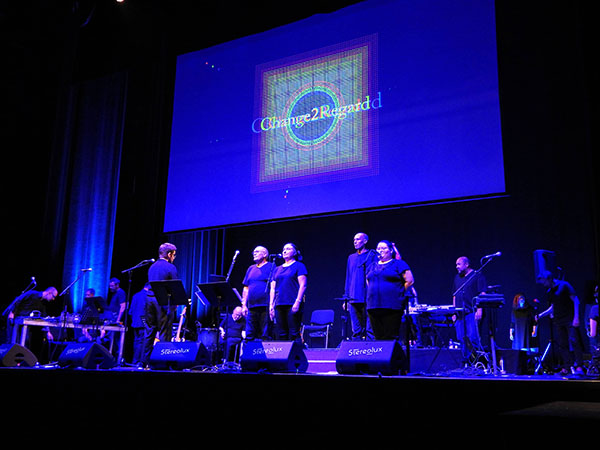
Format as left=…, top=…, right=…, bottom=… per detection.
left=81, top=268, right=93, bottom=272
left=233, top=250, right=240, bottom=260
left=140, top=259, right=155, bottom=265
left=482, top=251, right=502, bottom=259
left=270, top=253, right=283, bottom=258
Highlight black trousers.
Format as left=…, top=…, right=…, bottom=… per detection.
left=274, top=303, right=303, bottom=342
left=142, top=297, right=176, bottom=365
left=367, top=308, right=403, bottom=341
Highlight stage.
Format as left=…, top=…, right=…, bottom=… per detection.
left=2, top=345, right=598, bottom=446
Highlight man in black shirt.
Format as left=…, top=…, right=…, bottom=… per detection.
left=344, top=233, right=377, bottom=341
left=219, top=306, right=246, bottom=362
left=452, top=256, right=486, bottom=360
left=5, top=287, right=58, bottom=362
left=536, top=270, right=584, bottom=374
left=142, top=242, right=179, bottom=366
left=241, top=246, right=274, bottom=341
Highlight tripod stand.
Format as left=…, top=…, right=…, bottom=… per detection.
left=535, top=317, right=555, bottom=374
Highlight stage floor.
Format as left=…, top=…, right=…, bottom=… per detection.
left=2, top=346, right=598, bottom=446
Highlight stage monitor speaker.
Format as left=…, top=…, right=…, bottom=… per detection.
left=240, top=341, right=308, bottom=373
left=533, top=249, right=555, bottom=280
left=149, top=341, right=210, bottom=370
left=497, top=349, right=529, bottom=375
left=57, top=342, right=115, bottom=369
left=0, top=343, right=38, bottom=367
left=335, top=340, right=407, bottom=376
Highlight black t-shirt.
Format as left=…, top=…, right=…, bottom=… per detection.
left=220, top=315, right=246, bottom=339
left=243, top=262, right=274, bottom=308
left=366, top=259, right=411, bottom=310
left=148, top=259, right=179, bottom=298
left=272, top=261, right=308, bottom=306
left=547, top=280, right=577, bottom=325
left=453, top=270, right=486, bottom=313
left=12, top=290, right=47, bottom=317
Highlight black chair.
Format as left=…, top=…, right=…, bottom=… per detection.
left=301, top=309, right=334, bottom=348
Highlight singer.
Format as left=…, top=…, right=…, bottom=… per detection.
left=142, top=242, right=179, bottom=366
left=343, top=232, right=377, bottom=341
left=365, top=240, right=413, bottom=342
left=241, top=246, right=275, bottom=340
left=269, top=243, right=307, bottom=342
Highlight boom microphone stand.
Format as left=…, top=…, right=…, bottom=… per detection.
left=452, top=255, right=497, bottom=370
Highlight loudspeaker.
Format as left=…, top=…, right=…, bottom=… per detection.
left=0, top=343, right=38, bottom=367
left=335, top=340, right=407, bottom=376
left=497, top=349, right=529, bottom=375
left=149, top=341, right=210, bottom=370
left=57, top=342, right=115, bottom=369
left=240, top=341, right=308, bottom=373
left=533, top=249, right=555, bottom=279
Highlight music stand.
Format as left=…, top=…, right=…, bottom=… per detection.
left=150, top=280, right=189, bottom=308
left=197, top=281, right=242, bottom=363
left=80, top=296, right=109, bottom=325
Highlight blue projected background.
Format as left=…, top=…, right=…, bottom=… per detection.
left=165, top=0, right=504, bottom=232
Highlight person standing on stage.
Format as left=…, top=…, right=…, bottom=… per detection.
left=269, top=243, right=307, bottom=343
left=129, top=282, right=150, bottom=366
left=344, top=232, right=377, bottom=341
left=366, top=240, right=413, bottom=341
left=509, top=293, right=538, bottom=352
left=452, top=256, right=486, bottom=360
left=142, top=242, right=179, bottom=366
left=535, top=270, right=584, bottom=375
left=107, top=277, right=127, bottom=324
left=241, top=246, right=274, bottom=341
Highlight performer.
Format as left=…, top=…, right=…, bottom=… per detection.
left=142, top=242, right=179, bottom=366
left=343, top=233, right=377, bottom=341
left=535, top=270, right=584, bottom=375
left=241, top=246, right=274, bottom=341
left=590, top=284, right=598, bottom=340
left=366, top=240, right=413, bottom=341
left=107, top=277, right=127, bottom=324
left=79, top=288, right=108, bottom=345
left=5, top=287, right=58, bottom=363
left=129, top=282, right=150, bottom=366
left=452, top=256, right=486, bottom=361
left=219, top=306, right=246, bottom=362
left=509, top=293, right=538, bottom=352
left=269, top=243, right=307, bottom=343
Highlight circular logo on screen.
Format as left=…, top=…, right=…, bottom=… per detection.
left=282, top=81, right=345, bottom=151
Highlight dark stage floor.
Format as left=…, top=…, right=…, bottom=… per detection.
left=2, top=345, right=598, bottom=446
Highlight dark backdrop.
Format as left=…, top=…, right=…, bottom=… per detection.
left=4, top=1, right=598, bottom=350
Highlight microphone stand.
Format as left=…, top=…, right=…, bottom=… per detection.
left=119, top=259, right=154, bottom=366
left=49, top=270, right=90, bottom=362
left=452, top=257, right=494, bottom=369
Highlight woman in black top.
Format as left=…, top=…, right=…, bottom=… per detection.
left=269, top=243, right=307, bottom=342
left=366, top=240, right=413, bottom=341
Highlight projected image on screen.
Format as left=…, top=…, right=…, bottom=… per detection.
left=165, top=0, right=504, bottom=232
left=252, top=35, right=379, bottom=192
